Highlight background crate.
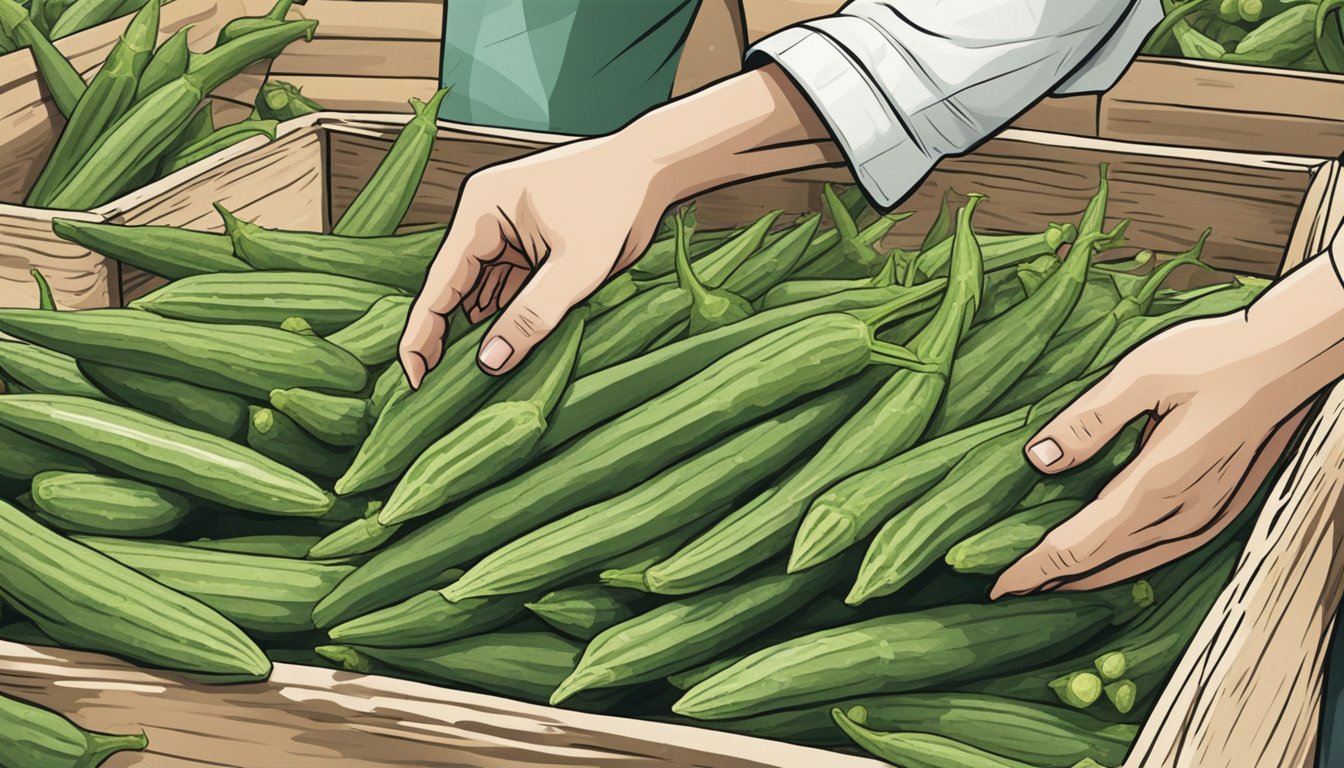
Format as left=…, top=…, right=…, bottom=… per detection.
left=1, top=113, right=1341, bottom=766
left=0, top=0, right=283, bottom=310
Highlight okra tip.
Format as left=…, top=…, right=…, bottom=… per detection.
left=549, top=667, right=615, bottom=706
left=212, top=202, right=245, bottom=236
left=787, top=510, right=855, bottom=574
left=314, top=644, right=368, bottom=672
left=87, top=730, right=150, bottom=764
left=1094, top=651, right=1127, bottom=681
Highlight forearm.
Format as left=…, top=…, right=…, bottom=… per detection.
left=1242, top=254, right=1344, bottom=403
left=619, top=65, right=842, bottom=205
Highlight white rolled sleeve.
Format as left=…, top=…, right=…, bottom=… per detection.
left=747, top=0, right=1164, bottom=208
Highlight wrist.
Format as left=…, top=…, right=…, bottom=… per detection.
left=1243, top=254, right=1344, bottom=401
left=613, top=65, right=841, bottom=206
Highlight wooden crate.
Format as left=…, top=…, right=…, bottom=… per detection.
left=0, top=0, right=289, bottom=310
left=3, top=114, right=1344, bottom=766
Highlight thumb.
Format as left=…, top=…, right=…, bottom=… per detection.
left=478, top=256, right=600, bottom=376
left=1027, top=365, right=1151, bottom=474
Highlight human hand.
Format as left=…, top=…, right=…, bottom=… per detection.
left=398, top=135, right=671, bottom=385
left=399, top=65, right=840, bottom=386
left=992, top=254, right=1344, bottom=597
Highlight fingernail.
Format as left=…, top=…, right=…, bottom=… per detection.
left=1029, top=438, right=1064, bottom=467
left=479, top=337, right=514, bottom=371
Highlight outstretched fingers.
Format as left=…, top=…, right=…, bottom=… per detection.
left=400, top=217, right=504, bottom=388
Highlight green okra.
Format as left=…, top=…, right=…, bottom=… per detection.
left=136, top=24, right=192, bottom=102
left=375, top=312, right=585, bottom=526
left=0, top=0, right=86, bottom=117
left=222, top=206, right=442, bottom=292
left=269, top=387, right=372, bottom=447
left=248, top=407, right=356, bottom=480
left=444, top=390, right=861, bottom=602
left=672, top=583, right=1152, bottom=720
left=0, top=308, right=367, bottom=399
left=30, top=470, right=192, bottom=538
left=51, top=219, right=244, bottom=280
left=0, top=498, right=270, bottom=679
left=80, top=360, right=251, bottom=439
left=0, top=690, right=147, bottom=768
left=638, top=196, right=988, bottom=597
left=315, top=315, right=907, bottom=627
left=332, top=88, right=448, bottom=236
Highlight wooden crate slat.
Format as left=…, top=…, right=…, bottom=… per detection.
left=0, top=642, right=885, bottom=768
left=270, top=38, right=439, bottom=80
left=290, top=0, right=442, bottom=40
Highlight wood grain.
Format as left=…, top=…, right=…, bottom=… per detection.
left=1101, top=57, right=1344, bottom=159
left=0, top=642, right=884, bottom=768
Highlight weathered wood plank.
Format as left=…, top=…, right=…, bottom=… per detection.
left=0, top=642, right=884, bottom=768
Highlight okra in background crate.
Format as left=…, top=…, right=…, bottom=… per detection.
left=0, top=0, right=323, bottom=309
left=1, top=117, right=1343, bottom=767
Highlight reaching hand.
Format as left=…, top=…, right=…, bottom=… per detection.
left=993, top=253, right=1344, bottom=597
left=398, top=65, right=841, bottom=387
left=398, top=136, right=670, bottom=386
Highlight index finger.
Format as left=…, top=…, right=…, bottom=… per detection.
left=400, top=219, right=502, bottom=387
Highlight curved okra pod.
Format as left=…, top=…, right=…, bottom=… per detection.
left=636, top=196, right=988, bottom=596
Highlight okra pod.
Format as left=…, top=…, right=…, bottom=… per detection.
left=51, top=219, right=245, bottom=279
left=0, top=499, right=270, bottom=680
left=639, top=197, right=988, bottom=596
left=0, top=691, right=147, bottom=768
left=790, top=405, right=1029, bottom=573
left=79, top=536, right=354, bottom=636
left=0, top=395, right=332, bottom=517
left=80, top=360, right=251, bottom=439
left=945, top=499, right=1086, bottom=575
left=316, top=314, right=901, bottom=626
left=224, top=207, right=441, bottom=292
left=254, top=78, right=324, bottom=120
left=335, top=322, right=497, bottom=495
left=332, top=88, right=449, bottom=236
left=159, top=119, right=278, bottom=175
left=326, top=296, right=412, bottom=366
left=318, top=632, right=584, bottom=705
left=527, top=585, right=657, bottom=642
left=719, top=213, right=820, bottom=300
left=551, top=559, right=846, bottom=704
left=0, top=0, right=85, bottom=117
left=135, top=24, right=191, bottom=102
left=0, top=308, right=367, bottom=399
left=326, top=589, right=527, bottom=648
left=673, top=584, right=1151, bottom=719
left=31, top=470, right=193, bottom=537
left=375, top=314, right=584, bottom=526
left=544, top=280, right=943, bottom=453
left=0, top=341, right=107, bottom=400
left=835, top=717, right=1037, bottom=768
left=269, top=387, right=371, bottom=447
left=444, top=389, right=863, bottom=601
left=248, top=406, right=355, bottom=480
left=130, top=270, right=402, bottom=334
left=26, top=0, right=158, bottom=207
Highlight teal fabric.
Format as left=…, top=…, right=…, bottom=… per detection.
left=439, top=0, right=701, bottom=136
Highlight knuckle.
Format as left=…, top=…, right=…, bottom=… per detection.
left=508, top=304, right=557, bottom=340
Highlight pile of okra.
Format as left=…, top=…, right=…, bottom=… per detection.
left=0, top=0, right=326, bottom=211
left=0, top=98, right=1281, bottom=768
left=1143, top=0, right=1344, bottom=73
